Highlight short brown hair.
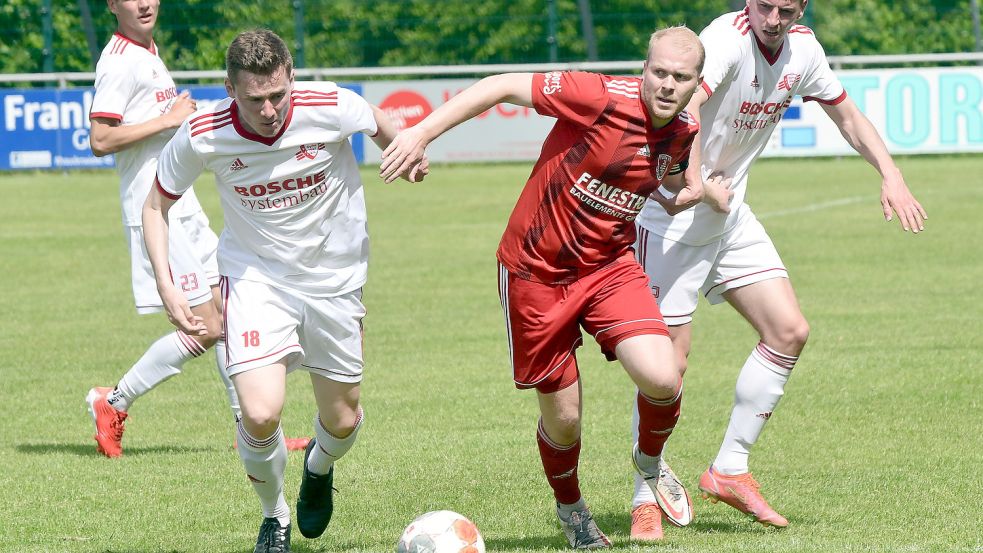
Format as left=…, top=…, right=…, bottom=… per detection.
left=646, top=26, right=705, bottom=75
left=226, top=29, right=293, bottom=83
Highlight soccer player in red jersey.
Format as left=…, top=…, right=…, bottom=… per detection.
left=381, top=26, right=706, bottom=549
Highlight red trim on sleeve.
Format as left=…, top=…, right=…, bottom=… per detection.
left=803, top=90, right=848, bottom=106
left=89, top=112, right=123, bottom=121
left=154, top=176, right=183, bottom=201
left=700, top=81, right=713, bottom=99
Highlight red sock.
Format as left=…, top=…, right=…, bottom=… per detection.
left=536, top=420, right=582, bottom=505
left=637, top=387, right=682, bottom=457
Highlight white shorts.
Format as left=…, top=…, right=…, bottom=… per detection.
left=634, top=210, right=788, bottom=326
left=126, top=211, right=219, bottom=314
left=220, top=276, right=365, bottom=383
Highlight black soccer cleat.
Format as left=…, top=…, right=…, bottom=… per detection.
left=296, top=438, right=335, bottom=539
left=253, top=517, right=291, bottom=553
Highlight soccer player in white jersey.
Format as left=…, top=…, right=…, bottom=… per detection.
left=626, top=0, right=928, bottom=538
left=143, top=29, right=424, bottom=553
left=85, top=0, right=309, bottom=459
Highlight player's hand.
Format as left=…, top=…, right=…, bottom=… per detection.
left=160, top=285, right=207, bottom=336
left=166, top=91, right=197, bottom=128
left=880, top=167, right=926, bottom=233
left=401, top=155, right=429, bottom=183
left=380, top=127, right=429, bottom=184
left=649, top=173, right=704, bottom=216
left=702, top=174, right=734, bottom=214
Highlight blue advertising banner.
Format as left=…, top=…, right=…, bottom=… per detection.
left=1, top=83, right=365, bottom=171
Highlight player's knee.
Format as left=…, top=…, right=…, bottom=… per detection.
left=636, top=366, right=680, bottom=400
left=319, top=407, right=360, bottom=438
left=766, top=317, right=810, bottom=353
left=240, top=410, right=283, bottom=437
left=542, top=411, right=581, bottom=445
left=782, top=317, right=810, bottom=351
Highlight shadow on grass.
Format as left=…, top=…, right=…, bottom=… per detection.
left=15, top=442, right=216, bottom=456
left=474, top=509, right=759, bottom=551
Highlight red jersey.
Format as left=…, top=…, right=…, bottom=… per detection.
left=496, top=71, right=698, bottom=284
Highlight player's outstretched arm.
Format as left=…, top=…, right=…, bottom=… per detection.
left=89, top=91, right=197, bottom=156
left=821, top=98, right=927, bottom=233
left=379, top=73, right=535, bottom=183
left=142, top=183, right=207, bottom=335
left=681, top=86, right=732, bottom=214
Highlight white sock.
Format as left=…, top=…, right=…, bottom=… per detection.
left=630, top=399, right=657, bottom=509
left=112, top=331, right=205, bottom=411
left=237, top=422, right=290, bottom=525
left=557, top=497, right=588, bottom=520
left=307, top=408, right=363, bottom=475
left=713, top=342, right=795, bottom=475
left=213, top=337, right=241, bottom=421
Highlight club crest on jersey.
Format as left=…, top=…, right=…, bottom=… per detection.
left=656, top=153, right=671, bottom=180
left=295, top=143, right=326, bottom=161
left=230, top=157, right=248, bottom=171
left=777, top=73, right=802, bottom=91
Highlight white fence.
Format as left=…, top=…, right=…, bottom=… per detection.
left=3, top=53, right=983, bottom=87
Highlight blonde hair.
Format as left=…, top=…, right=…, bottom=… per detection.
left=646, top=26, right=705, bottom=74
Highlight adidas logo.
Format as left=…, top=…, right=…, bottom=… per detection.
left=230, top=158, right=248, bottom=171
left=637, top=144, right=651, bottom=158
left=551, top=467, right=577, bottom=480
left=750, top=76, right=760, bottom=88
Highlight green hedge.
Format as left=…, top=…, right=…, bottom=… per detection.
left=0, top=0, right=977, bottom=76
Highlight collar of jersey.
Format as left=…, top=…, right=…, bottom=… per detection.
left=230, top=100, right=294, bottom=146
left=113, top=31, right=156, bottom=55
left=639, top=96, right=682, bottom=137
left=752, top=31, right=784, bottom=66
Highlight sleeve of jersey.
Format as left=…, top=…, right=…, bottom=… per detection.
left=337, top=87, right=378, bottom=138
left=531, top=71, right=607, bottom=128
left=800, top=41, right=847, bottom=105
left=698, top=23, right=744, bottom=99
left=154, top=122, right=203, bottom=200
left=89, top=61, right=134, bottom=121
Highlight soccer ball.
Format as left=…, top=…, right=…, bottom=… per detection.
left=395, top=510, right=485, bottom=553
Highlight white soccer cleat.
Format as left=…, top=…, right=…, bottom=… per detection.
left=632, top=445, right=694, bottom=527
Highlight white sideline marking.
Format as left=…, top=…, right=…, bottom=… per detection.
left=757, top=195, right=870, bottom=220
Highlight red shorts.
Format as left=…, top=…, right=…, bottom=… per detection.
left=498, top=259, right=669, bottom=394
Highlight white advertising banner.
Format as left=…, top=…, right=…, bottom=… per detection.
left=362, top=66, right=982, bottom=163
left=763, top=66, right=983, bottom=157
left=362, top=79, right=553, bottom=163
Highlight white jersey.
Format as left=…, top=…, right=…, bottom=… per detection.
left=636, top=10, right=846, bottom=245
left=156, top=81, right=378, bottom=297
left=90, top=31, right=203, bottom=226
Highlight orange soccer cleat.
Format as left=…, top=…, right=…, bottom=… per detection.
left=284, top=437, right=311, bottom=451
left=234, top=436, right=311, bottom=451
left=630, top=502, right=664, bottom=541
left=86, top=387, right=128, bottom=458
left=698, top=466, right=788, bottom=527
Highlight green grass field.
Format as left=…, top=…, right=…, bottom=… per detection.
left=1, top=156, right=980, bottom=553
